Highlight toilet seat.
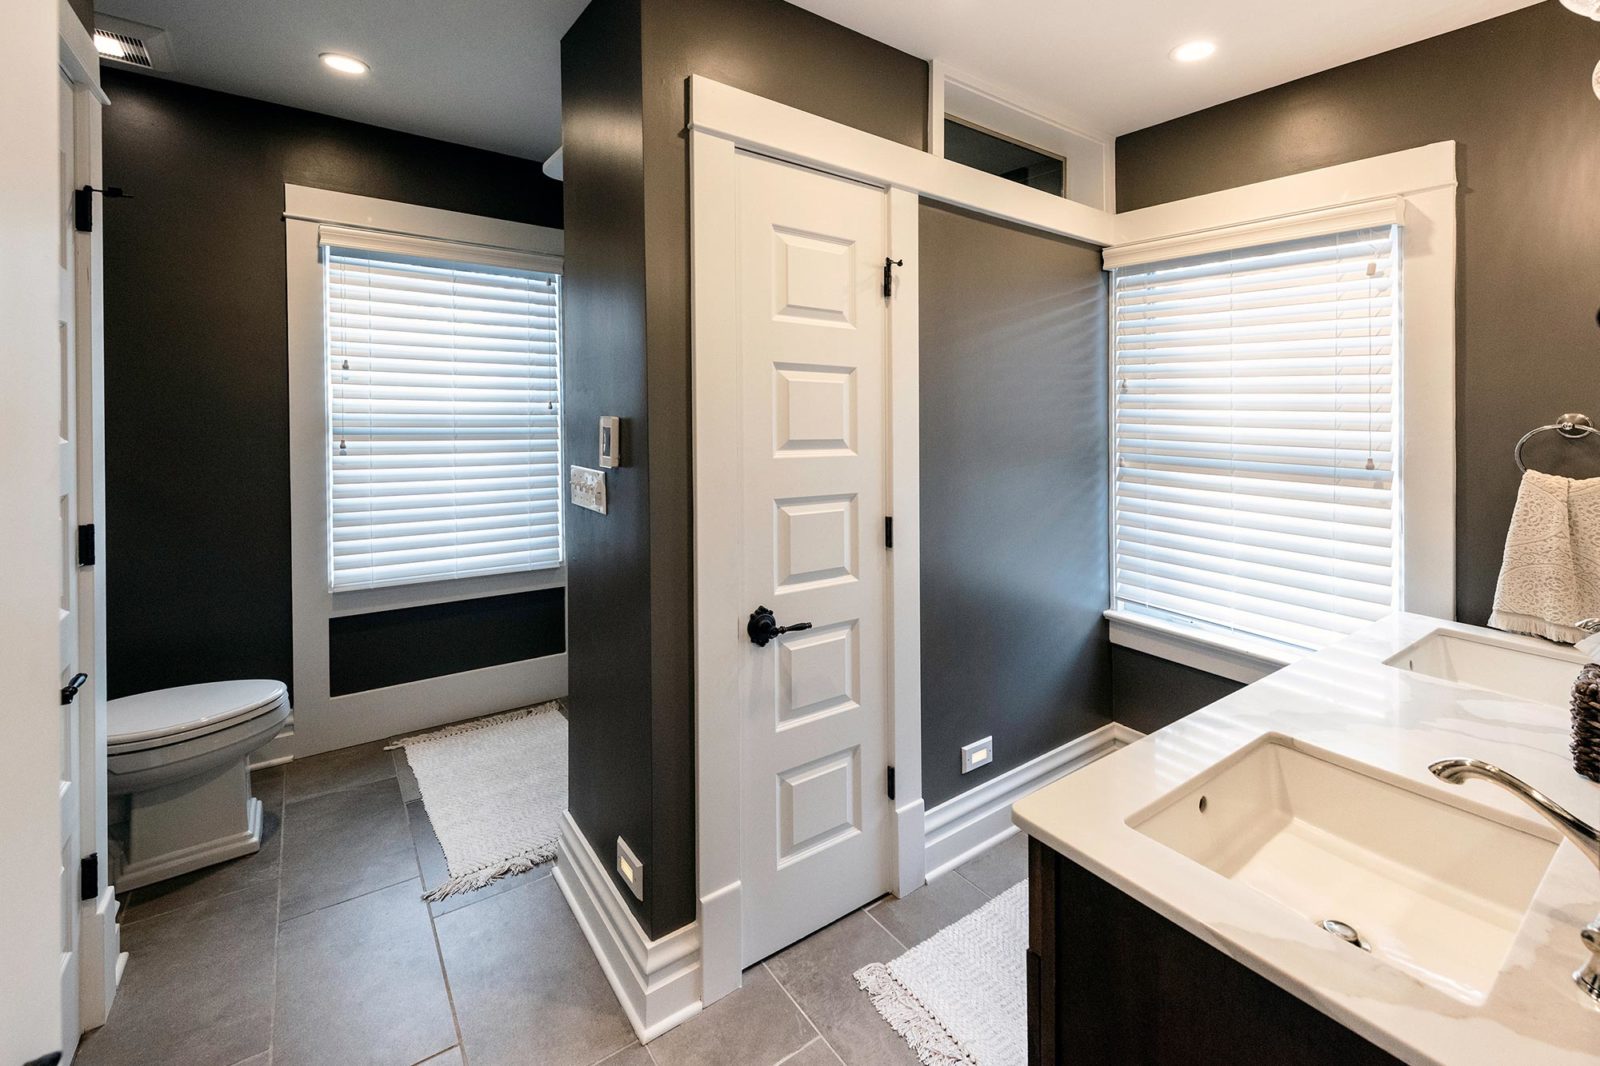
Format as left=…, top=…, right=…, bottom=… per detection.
left=108, top=680, right=289, bottom=755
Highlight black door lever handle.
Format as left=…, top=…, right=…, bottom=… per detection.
left=61, top=673, right=88, bottom=706
left=747, top=606, right=813, bottom=647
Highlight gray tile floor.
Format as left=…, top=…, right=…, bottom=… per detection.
left=76, top=734, right=1026, bottom=1066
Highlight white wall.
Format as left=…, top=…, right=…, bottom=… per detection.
left=0, top=1, right=69, bottom=1060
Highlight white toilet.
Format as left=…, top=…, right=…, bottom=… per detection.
left=107, top=679, right=291, bottom=891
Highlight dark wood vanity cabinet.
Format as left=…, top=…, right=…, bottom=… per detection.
left=1026, top=838, right=1404, bottom=1066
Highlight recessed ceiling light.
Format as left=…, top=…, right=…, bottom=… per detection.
left=1170, top=40, right=1217, bottom=63
left=320, top=52, right=370, bottom=76
left=92, top=31, right=128, bottom=59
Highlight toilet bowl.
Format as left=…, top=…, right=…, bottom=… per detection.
left=108, top=680, right=290, bottom=891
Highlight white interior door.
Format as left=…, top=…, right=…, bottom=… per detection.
left=735, top=151, right=894, bottom=965
left=57, top=63, right=84, bottom=1059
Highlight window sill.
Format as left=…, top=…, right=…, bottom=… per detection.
left=331, top=565, right=566, bottom=618
left=1104, top=609, right=1297, bottom=685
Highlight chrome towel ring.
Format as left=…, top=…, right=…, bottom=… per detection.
left=1515, top=413, right=1599, bottom=473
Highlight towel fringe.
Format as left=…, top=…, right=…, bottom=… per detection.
left=1487, top=611, right=1587, bottom=646
left=854, top=962, right=979, bottom=1066
left=420, top=843, right=558, bottom=902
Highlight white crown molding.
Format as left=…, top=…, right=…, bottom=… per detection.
left=924, top=722, right=1136, bottom=881
left=553, top=812, right=702, bottom=1043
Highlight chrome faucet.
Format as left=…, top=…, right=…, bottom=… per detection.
left=1429, top=758, right=1600, bottom=1003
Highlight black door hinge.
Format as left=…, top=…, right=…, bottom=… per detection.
left=882, top=257, right=903, bottom=299
left=884, top=516, right=893, bottom=549
left=80, top=852, right=98, bottom=901
left=77, top=523, right=95, bottom=567
left=887, top=765, right=896, bottom=801
left=73, top=185, right=130, bottom=233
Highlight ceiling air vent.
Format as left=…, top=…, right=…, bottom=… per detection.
left=92, top=15, right=174, bottom=72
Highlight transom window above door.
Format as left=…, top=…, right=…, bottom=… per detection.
left=321, top=234, right=563, bottom=591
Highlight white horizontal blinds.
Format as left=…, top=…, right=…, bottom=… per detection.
left=324, top=242, right=561, bottom=590
left=1112, top=225, right=1400, bottom=653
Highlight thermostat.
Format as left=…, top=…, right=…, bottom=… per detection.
left=598, top=415, right=621, bottom=469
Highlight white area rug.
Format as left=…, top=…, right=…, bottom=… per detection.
left=856, top=881, right=1028, bottom=1066
left=387, top=702, right=566, bottom=902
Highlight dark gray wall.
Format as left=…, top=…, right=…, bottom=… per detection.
left=1113, top=2, right=1600, bottom=732
left=561, top=0, right=927, bottom=937
left=919, top=203, right=1110, bottom=806
left=101, top=72, right=564, bottom=700
left=1110, top=647, right=1245, bottom=736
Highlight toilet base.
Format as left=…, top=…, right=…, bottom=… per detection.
left=116, top=756, right=264, bottom=892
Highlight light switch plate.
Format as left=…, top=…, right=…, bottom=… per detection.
left=571, top=465, right=607, bottom=514
left=961, top=736, right=994, bottom=774
left=616, top=836, right=645, bottom=901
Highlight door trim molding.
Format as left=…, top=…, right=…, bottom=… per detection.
left=686, top=74, right=1124, bottom=1018
left=688, top=75, right=1115, bottom=247
left=692, top=128, right=921, bottom=1005
left=553, top=812, right=702, bottom=1042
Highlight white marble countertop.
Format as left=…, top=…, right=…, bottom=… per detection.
left=1013, top=613, right=1600, bottom=1066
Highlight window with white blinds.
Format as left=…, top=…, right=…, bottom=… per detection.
left=1111, top=225, right=1400, bottom=655
left=323, top=242, right=562, bottom=591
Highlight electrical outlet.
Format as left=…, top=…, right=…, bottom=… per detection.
left=616, top=836, right=645, bottom=901
left=571, top=465, right=607, bottom=514
left=961, top=737, right=993, bottom=774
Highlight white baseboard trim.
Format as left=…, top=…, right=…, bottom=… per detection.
left=553, top=811, right=701, bottom=1042
left=923, top=722, right=1139, bottom=881
left=77, top=886, right=122, bottom=1031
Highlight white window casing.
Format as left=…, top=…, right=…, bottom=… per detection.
left=1111, top=221, right=1401, bottom=661
left=1104, top=144, right=1457, bottom=680
left=321, top=231, right=563, bottom=591
left=281, top=185, right=567, bottom=759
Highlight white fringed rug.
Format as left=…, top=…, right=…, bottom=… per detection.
left=855, top=880, right=1027, bottom=1066
left=387, top=702, right=566, bottom=902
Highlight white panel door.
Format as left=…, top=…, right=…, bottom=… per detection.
left=56, top=66, right=83, bottom=1059
left=735, top=151, right=893, bottom=965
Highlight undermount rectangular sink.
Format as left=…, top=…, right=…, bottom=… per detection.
left=1383, top=628, right=1586, bottom=707
left=1128, top=734, right=1557, bottom=1004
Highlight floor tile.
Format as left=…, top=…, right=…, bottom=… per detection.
left=123, top=768, right=286, bottom=924
left=436, top=875, right=635, bottom=1066
left=416, top=1047, right=463, bottom=1065
left=279, top=777, right=415, bottom=920
left=393, top=748, right=422, bottom=803
left=283, top=740, right=395, bottom=802
left=231, top=1054, right=271, bottom=1066
left=596, top=1044, right=653, bottom=1066
left=273, top=879, right=456, bottom=1066
left=765, top=912, right=918, bottom=1066
left=649, top=964, right=816, bottom=1066
left=75, top=881, right=278, bottom=1066
left=781, top=1038, right=847, bottom=1065
left=405, top=799, right=549, bottom=917
left=867, top=872, right=990, bottom=949
left=954, top=832, right=1028, bottom=898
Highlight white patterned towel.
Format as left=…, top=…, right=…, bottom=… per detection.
left=1489, top=471, right=1600, bottom=643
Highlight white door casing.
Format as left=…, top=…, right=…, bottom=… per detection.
left=734, top=151, right=895, bottom=966
left=56, top=63, right=84, bottom=1060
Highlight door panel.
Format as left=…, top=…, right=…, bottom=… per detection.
left=736, top=152, right=892, bottom=965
